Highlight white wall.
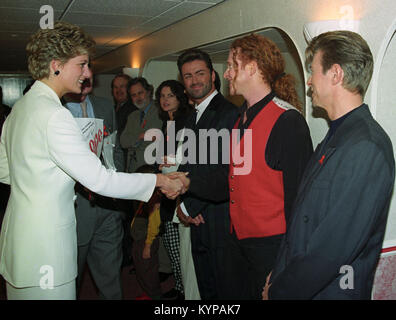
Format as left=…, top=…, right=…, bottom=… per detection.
left=92, top=74, right=115, bottom=101
left=374, top=29, right=396, bottom=247
left=143, top=60, right=179, bottom=93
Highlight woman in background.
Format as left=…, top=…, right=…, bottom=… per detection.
left=156, top=80, right=193, bottom=299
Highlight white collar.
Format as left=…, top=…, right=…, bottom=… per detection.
left=194, top=90, right=218, bottom=122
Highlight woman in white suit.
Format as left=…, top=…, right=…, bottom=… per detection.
left=0, top=22, right=183, bottom=300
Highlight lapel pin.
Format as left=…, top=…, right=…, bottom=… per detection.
left=319, top=155, right=325, bottom=165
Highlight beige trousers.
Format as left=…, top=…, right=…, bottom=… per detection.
left=178, top=223, right=201, bottom=300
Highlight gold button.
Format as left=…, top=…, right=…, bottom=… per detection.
left=230, top=187, right=234, bottom=192
left=231, top=200, right=235, bottom=204
left=231, top=175, right=234, bottom=179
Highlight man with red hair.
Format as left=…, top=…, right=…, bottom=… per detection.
left=222, top=33, right=313, bottom=299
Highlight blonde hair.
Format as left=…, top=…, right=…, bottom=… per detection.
left=26, top=21, right=96, bottom=80
left=305, top=31, right=373, bottom=97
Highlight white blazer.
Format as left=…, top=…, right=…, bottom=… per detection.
left=0, top=81, right=156, bottom=288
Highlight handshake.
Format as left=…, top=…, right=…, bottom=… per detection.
left=155, top=171, right=191, bottom=200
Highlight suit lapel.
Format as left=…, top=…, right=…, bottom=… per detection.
left=294, top=138, right=336, bottom=206
left=293, top=105, right=372, bottom=212
left=195, top=93, right=220, bottom=130
left=180, top=93, right=220, bottom=169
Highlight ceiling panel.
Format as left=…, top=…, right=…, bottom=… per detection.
left=68, top=0, right=178, bottom=17
left=163, top=1, right=215, bottom=20
left=62, top=11, right=148, bottom=28
left=0, top=0, right=70, bottom=10
left=0, top=0, right=226, bottom=73
left=0, top=8, right=58, bottom=23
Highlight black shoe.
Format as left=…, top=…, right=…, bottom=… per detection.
left=159, top=272, right=172, bottom=283
left=176, top=291, right=185, bottom=300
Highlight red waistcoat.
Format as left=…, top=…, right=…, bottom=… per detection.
left=229, top=99, right=287, bottom=239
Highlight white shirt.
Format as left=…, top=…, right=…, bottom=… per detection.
left=195, top=89, right=218, bottom=123
left=65, top=95, right=95, bottom=118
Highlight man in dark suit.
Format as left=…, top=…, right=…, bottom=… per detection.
left=174, top=49, right=239, bottom=299
left=112, top=74, right=137, bottom=134
left=111, top=74, right=137, bottom=168
left=65, top=74, right=126, bottom=299
left=120, top=77, right=162, bottom=174
left=264, top=31, right=395, bottom=299
left=111, top=74, right=138, bottom=268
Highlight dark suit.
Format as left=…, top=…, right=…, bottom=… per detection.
left=269, top=104, right=395, bottom=299
left=66, top=95, right=126, bottom=299
left=115, top=99, right=137, bottom=169
left=179, top=92, right=239, bottom=299
left=114, top=99, right=137, bottom=266
left=120, top=101, right=162, bottom=173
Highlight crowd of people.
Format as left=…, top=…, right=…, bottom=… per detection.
left=0, top=21, right=394, bottom=301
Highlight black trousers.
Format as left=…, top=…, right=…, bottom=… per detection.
left=190, top=210, right=236, bottom=300
left=224, top=231, right=284, bottom=299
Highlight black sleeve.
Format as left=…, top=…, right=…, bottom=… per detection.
left=182, top=196, right=209, bottom=218
left=265, top=109, right=313, bottom=225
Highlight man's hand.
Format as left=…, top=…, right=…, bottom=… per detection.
left=167, top=171, right=190, bottom=194
left=176, top=204, right=191, bottom=227
left=156, top=173, right=184, bottom=199
left=176, top=205, right=205, bottom=227
left=190, top=214, right=205, bottom=227
left=262, top=271, right=272, bottom=300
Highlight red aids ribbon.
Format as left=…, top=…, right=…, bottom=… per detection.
left=319, top=155, right=325, bottom=165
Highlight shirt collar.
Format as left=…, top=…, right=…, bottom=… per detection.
left=240, top=91, right=275, bottom=116
left=65, top=95, right=94, bottom=118
left=328, top=104, right=365, bottom=136
left=195, top=90, right=218, bottom=113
